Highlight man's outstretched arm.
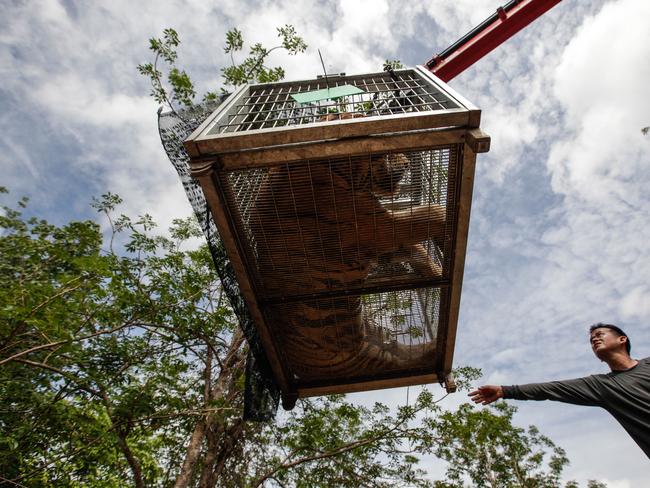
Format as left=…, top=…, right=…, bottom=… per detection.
left=469, top=377, right=603, bottom=407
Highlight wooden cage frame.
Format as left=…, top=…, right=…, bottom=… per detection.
left=185, top=66, right=490, bottom=408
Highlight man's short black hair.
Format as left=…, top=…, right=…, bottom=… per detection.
left=589, top=323, right=631, bottom=354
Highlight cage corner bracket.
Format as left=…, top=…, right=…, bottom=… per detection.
left=442, top=373, right=457, bottom=393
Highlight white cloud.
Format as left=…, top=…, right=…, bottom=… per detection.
left=32, top=74, right=154, bottom=128
left=548, top=0, right=650, bottom=205
left=0, top=131, right=39, bottom=178
left=420, top=0, right=497, bottom=38
left=529, top=0, right=650, bottom=325
left=620, top=285, right=650, bottom=320
left=601, top=480, right=633, bottom=488
left=490, top=347, right=527, bottom=366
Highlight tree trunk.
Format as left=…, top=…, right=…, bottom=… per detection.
left=174, top=329, right=246, bottom=488
left=213, top=419, right=245, bottom=480
left=100, top=391, right=145, bottom=488
left=116, top=431, right=146, bottom=488
left=198, top=346, right=218, bottom=488
left=174, top=419, right=208, bottom=488
left=198, top=424, right=218, bottom=488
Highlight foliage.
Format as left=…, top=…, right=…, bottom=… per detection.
left=0, top=189, right=607, bottom=487
left=0, top=190, right=233, bottom=487
left=429, top=401, right=607, bottom=488
left=252, top=390, right=443, bottom=488
left=137, top=25, right=306, bottom=116
left=137, top=28, right=196, bottom=111
left=431, top=402, right=570, bottom=487
left=383, top=59, right=405, bottom=71
left=221, top=25, right=307, bottom=90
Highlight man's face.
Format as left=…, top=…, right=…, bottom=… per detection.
left=590, top=327, right=627, bottom=358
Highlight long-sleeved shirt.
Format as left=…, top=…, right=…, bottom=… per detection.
left=502, top=357, right=650, bottom=459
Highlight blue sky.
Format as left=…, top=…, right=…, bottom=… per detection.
left=2, top=0, right=650, bottom=484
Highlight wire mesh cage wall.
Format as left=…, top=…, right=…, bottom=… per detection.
left=185, top=66, right=490, bottom=409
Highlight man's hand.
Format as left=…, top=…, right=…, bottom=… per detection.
left=468, top=385, right=504, bottom=405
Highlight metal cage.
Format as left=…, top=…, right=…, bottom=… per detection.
left=185, top=66, right=490, bottom=409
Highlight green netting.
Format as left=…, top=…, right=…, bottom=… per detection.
left=157, top=101, right=279, bottom=421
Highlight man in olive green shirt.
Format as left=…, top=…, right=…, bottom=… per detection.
left=469, top=323, right=650, bottom=459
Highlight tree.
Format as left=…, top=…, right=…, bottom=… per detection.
left=137, top=25, right=307, bottom=118
left=0, top=187, right=453, bottom=487
left=0, top=190, right=235, bottom=487
left=431, top=402, right=572, bottom=487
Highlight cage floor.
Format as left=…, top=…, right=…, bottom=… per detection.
left=263, top=287, right=441, bottom=383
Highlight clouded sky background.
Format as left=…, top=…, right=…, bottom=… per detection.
left=2, top=0, right=649, bottom=484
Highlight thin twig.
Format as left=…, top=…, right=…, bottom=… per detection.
left=28, top=277, right=85, bottom=316
left=0, top=475, right=30, bottom=487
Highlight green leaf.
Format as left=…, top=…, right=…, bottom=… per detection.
left=224, top=28, right=243, bottom=53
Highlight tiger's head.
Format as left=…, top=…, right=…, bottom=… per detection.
left=368, top=152, right=409, bottom=197
left=320, top=112, right=409, bottom=197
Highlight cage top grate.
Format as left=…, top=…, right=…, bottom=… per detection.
left=206, top=69, right=461, bottom=135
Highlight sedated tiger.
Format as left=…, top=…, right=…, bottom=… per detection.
left=249, top=117, right=445, bottom=383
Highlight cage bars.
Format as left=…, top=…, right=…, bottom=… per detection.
left=185, top=67, right=489, bottom=406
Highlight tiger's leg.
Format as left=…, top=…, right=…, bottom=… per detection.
left=279, top=298, right=367, bottom=381
left=283, top=297, right=427, bottom=378
left=363, top=206, right=442, bottom=365
left=285, top=300, right=436, bottom=378
left=381, top=243, right=442, bottom=278
left=411, top=243, right=442, bottom=277
left=361, top=310, right=436, bottom=365
left=371, top=204, right=446, bottom=255
left=368, top=204, right=444, bottom=281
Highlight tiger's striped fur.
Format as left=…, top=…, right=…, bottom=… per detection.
left=249, top=133, right=445, bottom=382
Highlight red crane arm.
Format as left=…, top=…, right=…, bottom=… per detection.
left=426, top=0, right=563, bottom=82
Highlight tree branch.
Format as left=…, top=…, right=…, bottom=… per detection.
left=99, top=390, right=145, bottom=488
left=0, top=475, right=30, bottom=487
left=254, top=429, right=397, bottom=487
left=13, top=358, right=101, bottom=397
left=0, top=321, right=135, bottom=366
left=243, top=45, right=282, bottom=81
